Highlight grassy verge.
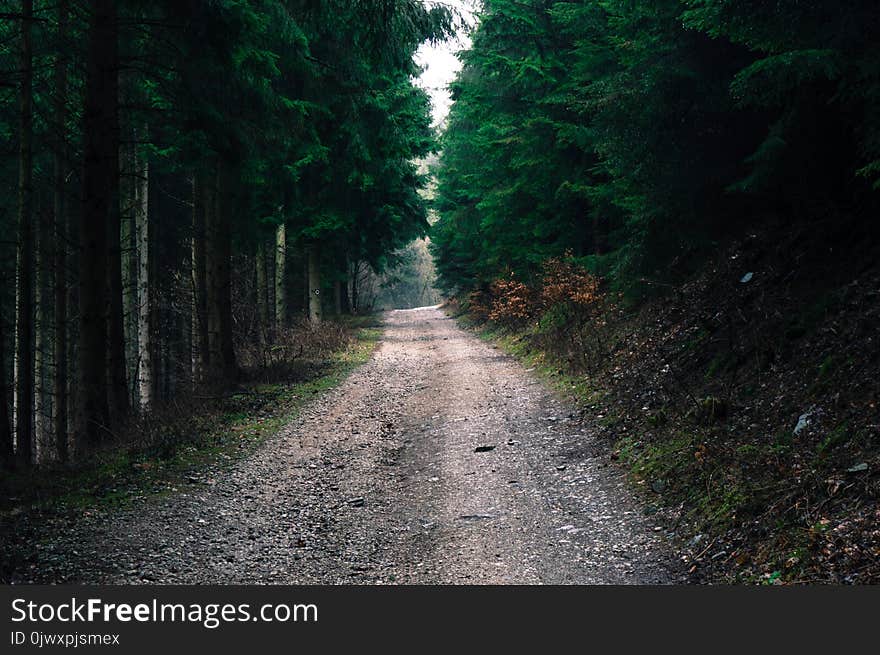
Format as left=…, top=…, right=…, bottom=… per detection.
left=474, top=324, right=606, bottom=407
left=461, top=315, right=768, bottom=576
left=448, top=257, right=880, bottom=585
left=0, top=324, right=381, bottom=517
left=455, top=313, right=745, bottom=565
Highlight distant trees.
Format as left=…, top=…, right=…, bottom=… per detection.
left=0, top=0, right=452, bottom=469
left=372, top=239, right=443, bottom=311
left=432, top=0, right=880, bottom=296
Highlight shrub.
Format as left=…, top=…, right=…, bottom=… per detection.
left=473, top=255, right=606, bottom=340
left=236, top=319, right=350, bottom=381
left=540, top=254, right=601, bottom=310
left=488, top=275, right=537, bottom=325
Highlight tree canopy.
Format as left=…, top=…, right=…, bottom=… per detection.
left=431, top=0, right=880, bottom=295
left=0, top=0, right=455, bottom=466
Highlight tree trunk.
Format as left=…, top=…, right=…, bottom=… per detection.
left=205, top=171, right=219, bottom=378
left=35, top=195, right=52, bottom=462
left=302, top=259, right=309, bottom=317
left=274, top=223, right=287, bottom=331
left=121, top=138, right=137, bottom=407
left=182, top=175, right=195, bottom=386
left=76, top=0, right=117, bottom=449
left=308, top=244, right=322, bottom=324
left=136, top=153, right=152, bottom=411
left=191, top=172, right=209, bottom=384
left=107, top=125, right=128, bottom=422
left=341, top=277, right=351, bottom=315
left=53, top=186, right=69, bottom=458
left=15, top=0, right=35, bottom=466
left=334, top=279, right=342, bottom=316
left=340, top=254, right=351, bottom=315
left=149, top=210, right=160, bottom=402
left=255, top=238, right=269, bottom=342
left=267, top=236, right=276, bottom=326
left=215, top=163, right=237, bottom=381
left=52, top=0, right=69, bottom=463
left=0, top=316, right=14, bottom=470
left=205, top=161, right=237, bottom=383
left=350, top=259, right=359, bottom=315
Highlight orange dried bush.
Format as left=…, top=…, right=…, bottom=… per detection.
left=475, top=256, right=602, bottom=330
left=488, top=275, right=537, bottom=325
left=532, top=255, right=610, bottom=373
left=540, top=254, right=601, bottom=309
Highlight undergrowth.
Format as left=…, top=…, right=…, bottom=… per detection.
left=447, top=225, right=880, bottom=584
left=0, top=323, right=380, bottom=517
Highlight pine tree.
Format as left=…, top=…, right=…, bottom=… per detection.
left=15, top=0, right=34, bottom=465
left=76, top=0, right=118, bottom=448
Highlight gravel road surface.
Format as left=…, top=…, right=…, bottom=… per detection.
left=8, top=307, right=680, bottom=584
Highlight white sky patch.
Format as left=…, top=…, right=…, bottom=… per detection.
left=415, top=1, right=479, bottom=128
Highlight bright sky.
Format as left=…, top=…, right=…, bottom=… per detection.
left=415, top=1, right=480, bottom=128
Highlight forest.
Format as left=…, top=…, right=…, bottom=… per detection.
left=431, top=0, right=880, bottom=583
left=432, top=0, right=880, bottom=294
left=0, top=0, right=452, bottom=469
left=0, top=0, right=878, bottom=587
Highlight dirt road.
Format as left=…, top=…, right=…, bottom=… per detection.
left=9, top=307, right=679, bottom=584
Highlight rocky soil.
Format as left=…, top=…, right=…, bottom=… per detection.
left=5, top=307, right=680, bottom=584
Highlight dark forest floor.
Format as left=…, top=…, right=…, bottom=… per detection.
left=458, top=220, right=880, bottom=584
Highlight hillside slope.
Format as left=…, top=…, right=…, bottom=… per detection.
left=455, top=221, right=880, bottom=583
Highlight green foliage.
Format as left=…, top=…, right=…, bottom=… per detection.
left=729, top=50, right=842, bottom=108
left=0, top=0, right=453, bottom=299
left=432, top=0, right=880, bottom=296
left=122, top=0, right=454, bottom=288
